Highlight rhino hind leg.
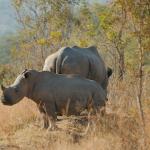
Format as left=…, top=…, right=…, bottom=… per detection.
left=86, top=96, right=100, bottom=115
left=90, top=93, right=106, bottom=115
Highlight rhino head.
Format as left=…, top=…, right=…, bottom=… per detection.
left=0, top=69, right=33, bottom=106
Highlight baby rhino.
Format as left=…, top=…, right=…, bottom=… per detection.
left=1, top=69, right=106, bottom=130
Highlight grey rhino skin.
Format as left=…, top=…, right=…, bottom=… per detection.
left=43, top=46, right=112, bottom=93
left=1, top=69, right=106, bottom=130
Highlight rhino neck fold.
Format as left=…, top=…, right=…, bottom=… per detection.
left=26, top=77, right=38, bottom=103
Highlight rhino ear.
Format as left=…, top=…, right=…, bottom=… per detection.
left=24, top=72, right=31, bottom=79
left=1, top=84, right=6, bottom=91
left=22, top=69, right=28, bottom=74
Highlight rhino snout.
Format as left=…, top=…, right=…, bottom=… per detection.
left=1, top=96, right=5, bottom=103
left=1, top=95, right=13, bottom=106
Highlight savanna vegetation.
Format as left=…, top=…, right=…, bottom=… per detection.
left=0, top=0, right=150, bottom=149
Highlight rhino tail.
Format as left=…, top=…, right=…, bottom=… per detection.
left=107, top=67, right=113, bottom=78
left=88, top=58, right=96, bottom=80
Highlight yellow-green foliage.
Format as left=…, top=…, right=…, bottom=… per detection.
left=37, top=38, right=47, bottom=45
left=50, top=31, right=62, bottom=42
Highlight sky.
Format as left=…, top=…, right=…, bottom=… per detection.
left=0, top=0, right=108, bottom=36
left=0, top=0, right=18, bottom=36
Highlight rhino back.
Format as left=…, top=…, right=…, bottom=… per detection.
left=56, top=47, right=89, bottom=76
left=57, top=46, right=107, bottom=88
left=34, top=72, right=94, bottom=99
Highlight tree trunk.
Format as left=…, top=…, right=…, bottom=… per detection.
left=118, top=51, right=125, bottom=80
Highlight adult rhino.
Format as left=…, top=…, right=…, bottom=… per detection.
left=43, top=46, right=112, bottom=93
left=1, top=69, right=106, bottom=130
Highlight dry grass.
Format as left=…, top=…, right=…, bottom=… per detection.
left=0, top=76, right=150, bottom=150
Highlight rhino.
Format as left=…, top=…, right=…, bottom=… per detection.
left=43, top=46, right=112, bottom=93
left=1, top=69, right=106, bottom=130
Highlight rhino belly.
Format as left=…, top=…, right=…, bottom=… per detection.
left=54, top=94, right=88, bottom=116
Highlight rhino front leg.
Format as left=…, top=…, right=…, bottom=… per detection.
left=44, top=103, right=57, bottom=131
left=38, top=104, right=49, bottom=129
left=42, top=113, right=49, bottom=129
left=41, top=112, right=56, bottom=130
left=38, top=102, right=57, bottom=130
left=47, top=116, right=56, bottom=131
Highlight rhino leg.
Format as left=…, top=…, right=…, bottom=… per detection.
left=42, top=113, right=49, bottom=129
left=47, top=117, right=56, bottom=131
left=38, top=104, right=49, bottom=129
left=39, top=104, right=57, bottom=130
left=44, top=102, right=57, bottom=131
left=87, top=95, right=106, bottom=116
left=99, top=106, right=106, bottom=116
left=40, top=112, right=57, bottom=130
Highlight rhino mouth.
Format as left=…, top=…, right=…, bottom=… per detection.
left=1, top=96, right=13, bottom=106
left=2, top=100, right=11, bottom=105
left=1, top=100, right=13, bottom=106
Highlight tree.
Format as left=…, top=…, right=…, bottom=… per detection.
left=11, top=0, right=81, bottom=68
left=124, top=0, right=150, bottom=148
left=99, top=1, right=129, bottom=80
